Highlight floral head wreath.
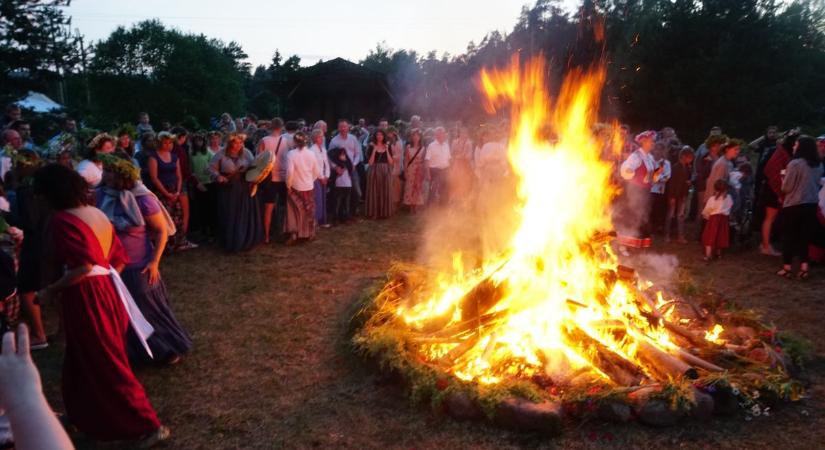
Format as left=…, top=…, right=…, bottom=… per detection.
left=634, top=130, right=657, bottom=144
left=88, top=132, right=115, bottom=150
left=98, top=153, right=140, bottom=183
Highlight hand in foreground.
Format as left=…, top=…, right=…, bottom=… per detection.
left=0, top=325, right=41, bottom=411
left=142, top=261, right=161, bottom=286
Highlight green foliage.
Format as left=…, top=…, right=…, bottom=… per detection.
left=0, top=0, right=80, bottom=104
left=776, top=331, right=815, bottom=369
left=86, top=20, right=247, bottom=129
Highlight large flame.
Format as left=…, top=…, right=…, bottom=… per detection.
left=393, top=55, right=720, bottom=386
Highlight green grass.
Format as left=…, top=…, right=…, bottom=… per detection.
left=32, top=214, right=825, bottom=449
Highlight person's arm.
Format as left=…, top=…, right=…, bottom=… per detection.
left=208, top=152, right=228, bottom=183
left=175, top=159, right=182, bottom=195
left=781, top=163, right=800, bottom=195
left=147, top=157, right=173, bottom=199
left=286, top=154, right=294, bottom=190
left=142, top=211, right=168, bottom=286
left=387, top=145, right=394, bottom=165
left=0, top=325, right=74, bottom=450
left=368, top=145, right=376, bottom=165
left=619, top=153, right=641, bottom=180
left=35, top=264, right=93, bottom=303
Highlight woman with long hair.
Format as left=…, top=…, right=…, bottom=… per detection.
left=450, top=126, right=474, bottom=201
left=33, top=164, right=169, bottom=446
left=208, top=132, right=264, bottom=252
left=309, top=129, right=330, bottom=228
left=761, top=133, right=798, bottom=255
left=402, top=129, right=427, bottom=213
left=387, top=127, right=404, bottom=211
left=189, top=132, right=217, bottom=239
left=365, top=129, right=394, bottom=219
left=777, top=136, right=824, bottom=279
left=96, top=156, right=192, bottom=365
left=147, top=132, right=188, bottom=252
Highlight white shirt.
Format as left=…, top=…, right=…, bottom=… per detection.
left=286, top=147, right=320, bottom=192
left=474, top=141, right=508, bottom=180
left=77, top=159, right=103, bottom=187
left=425, top=140, right=451, bottom=169
left=702, top=194, right=733, bottom=218
left=329, top=133, right=362, bottom=166
left=310, top=143, right=330, bottom=179
left=620, top=149, right=656, bottom=183
left=650, top=159, right=671, bottom=194
left=258, top=133, right=291, bottom=182
left=0, top=151, right=12, bottom=182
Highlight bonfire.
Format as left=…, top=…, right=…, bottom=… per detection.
left=352, top=55, right=807, bottom=433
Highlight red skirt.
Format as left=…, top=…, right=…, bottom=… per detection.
left=702, top=214, right=730, bottom=249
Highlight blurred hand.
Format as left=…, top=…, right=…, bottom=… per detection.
left=142, top=261, right=161, bottom=286
left=0, top=325, right=42, bottom=411
left=217, top=175, right=228, bottom=184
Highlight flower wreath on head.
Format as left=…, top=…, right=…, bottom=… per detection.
left=98, top=153, right=140, bottom=183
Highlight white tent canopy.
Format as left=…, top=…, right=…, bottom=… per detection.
left=16, top=91, right=63, bottom=113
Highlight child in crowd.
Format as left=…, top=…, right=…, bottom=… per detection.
left=665, top=146, right=694, bottom=243
left=701, top=179, right=733, bottom=261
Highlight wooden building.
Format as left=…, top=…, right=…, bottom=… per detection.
left=287, top=58, right=395, bottom=125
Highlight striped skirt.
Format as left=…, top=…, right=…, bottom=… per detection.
left=366, top=162, right=393, bottom=219
left=286, top=188, right=316, bottom=239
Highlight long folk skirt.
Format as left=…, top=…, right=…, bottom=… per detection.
left=366, top=162, right=393, bottom=219
left=286, top=188, right=316, bottom=239
left=313, top=179, right=328, bottom=225
left=123, top=267, right=193, bottom=366
left=216, top=176, right=264, bottom=252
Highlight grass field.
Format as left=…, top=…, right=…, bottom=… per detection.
left=32, top=213, right=825, bottom=449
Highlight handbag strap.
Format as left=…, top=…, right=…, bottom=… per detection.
left=407, top=145, right=423, bottom=166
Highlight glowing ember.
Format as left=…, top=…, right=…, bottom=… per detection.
left=389, top=55, right=723, bottom=387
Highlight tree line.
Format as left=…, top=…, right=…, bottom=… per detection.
left=2, top=0, right=824, bottom=144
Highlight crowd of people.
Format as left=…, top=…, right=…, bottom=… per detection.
left=615, top=125, right=825, bottom=276
left=0, top=100, right=824, bottom=447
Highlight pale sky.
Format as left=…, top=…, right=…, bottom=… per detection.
left=63, top=0, right=579, bottom=68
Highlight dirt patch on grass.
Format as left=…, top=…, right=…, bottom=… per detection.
left=33, top=214, right=824, bottom=449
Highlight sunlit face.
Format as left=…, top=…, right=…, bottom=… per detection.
left=159, top=138, right=174, bottom=152
left=639, top=137, right=654, bottom=152
left=410, top=132, right=421, bottom=145
left=314, top=134, right=324, bottom=146
left=375, top=131, right=385, bottom=144
left=209, top=135, right=221, bottom=148
left=99, top=140, right=115, bottom=154
left=435, top=129, right=447, bottom=143
left=118, top=134, right=130, bottom=148
left=726, top=145, right=740, bottom=160
left=681, top=154, right=694, bottom=165
left=4, top=131, right=22, bottom=149
left=227, top=139, right=243, bottom=154
left=338, top=122, right=350, bottom=135
left=378, top=120, right=389, bottom=130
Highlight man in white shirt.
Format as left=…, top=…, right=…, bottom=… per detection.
left=425, top=127, right=451, bottom=205
left=257, top=117, right=292, bottom=243
left=329, top=119, right=363, bottom=214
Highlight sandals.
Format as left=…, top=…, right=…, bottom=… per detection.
left=776, top=268, right=793, bottom=279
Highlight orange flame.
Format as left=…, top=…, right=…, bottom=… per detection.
left=394, top=55, right=719, bottom=386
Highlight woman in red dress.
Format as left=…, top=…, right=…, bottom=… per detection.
left=34, top=164, right=169, bottom=446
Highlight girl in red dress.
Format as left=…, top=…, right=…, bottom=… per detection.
left=701, top=179, right=733, bottom=261
left=33, top=164, right=169, bottom=446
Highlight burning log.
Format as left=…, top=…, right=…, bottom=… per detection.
left=635, top=339, right=698, bottom=380
left=562, top=327, right=646, bottom=386
left=674, top=348, right=724, bottom=373
left=460, top=271, right=507, bottom=321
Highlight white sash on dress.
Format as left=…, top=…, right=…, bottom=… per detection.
left=87, top=265, right=155, bottom=358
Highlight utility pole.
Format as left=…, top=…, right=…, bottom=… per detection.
left=77, top=28, right=91, bottom=107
